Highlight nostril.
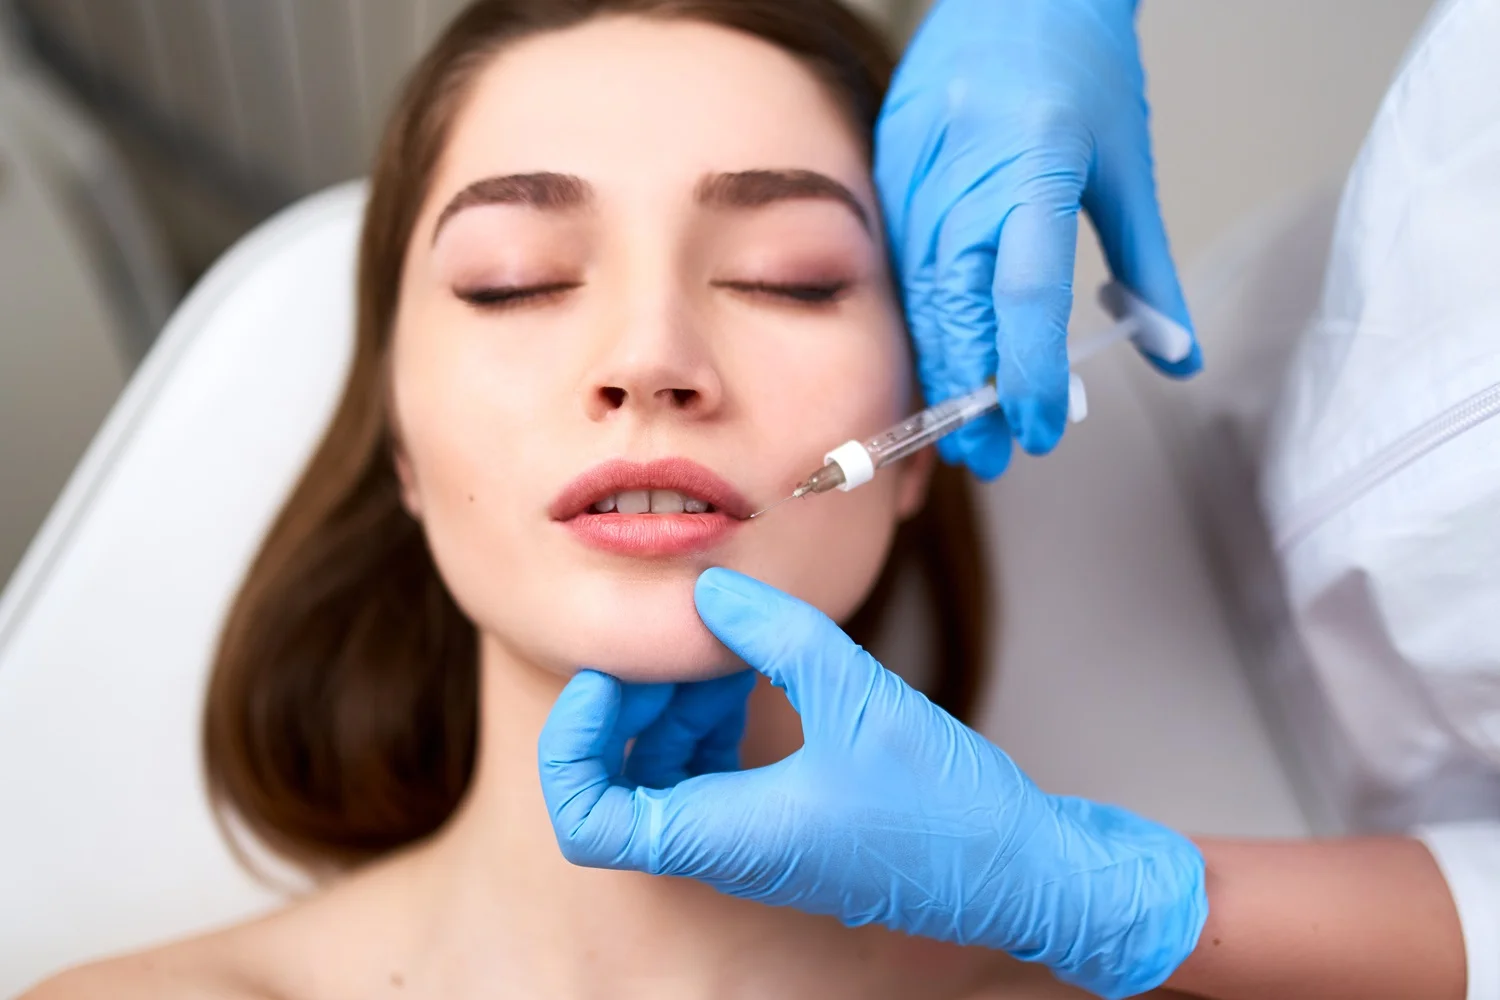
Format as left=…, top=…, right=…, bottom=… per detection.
left=670, top=388, right=697, bottom=407
left=600, top=386, right=626, bottom=409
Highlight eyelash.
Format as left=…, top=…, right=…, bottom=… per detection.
left=714, top=280, right=851, bottom=305
left=453, top=279, right=851, bottom=311
left=455, top=282, right=580, bottom=310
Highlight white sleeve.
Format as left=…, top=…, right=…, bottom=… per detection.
left=1418, top=823, right=1500, bottom=1000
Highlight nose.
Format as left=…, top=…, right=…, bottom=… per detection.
left=584, top=295, right=724, bottom=422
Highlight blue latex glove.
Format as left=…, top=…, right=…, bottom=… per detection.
left=539, top=569, right=1208, bottom=999
left=875, top=0, right=1203, bottom=480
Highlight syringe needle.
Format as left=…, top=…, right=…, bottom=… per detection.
left=748, top=482, right=812, bottom=519
left=744, top=497, right=792, bottom=521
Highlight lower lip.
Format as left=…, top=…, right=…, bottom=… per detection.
left=561, top=512, right=741, bottom=556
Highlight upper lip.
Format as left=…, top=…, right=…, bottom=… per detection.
left=549, top=458, right=753, bottom=521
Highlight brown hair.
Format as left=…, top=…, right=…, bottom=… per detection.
left=204, top=0, right=993, bottom=875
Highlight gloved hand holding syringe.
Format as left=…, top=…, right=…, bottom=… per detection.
left=749, top=280, right=1196, bottom=518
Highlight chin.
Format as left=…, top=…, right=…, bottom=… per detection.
left=570, top=620, right=735, bottom=681
left=498, top=572, right=742, bottom=682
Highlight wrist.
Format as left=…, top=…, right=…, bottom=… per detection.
left=1105, top=831, right=1208, bottom=997
left=1042, top=797, right=1208, bottom=999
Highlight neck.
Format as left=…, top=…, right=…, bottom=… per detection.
left=403, top=633, right=848, bottom=999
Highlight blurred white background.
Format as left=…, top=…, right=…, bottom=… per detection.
left=0, top=0, right=1434, bottom=587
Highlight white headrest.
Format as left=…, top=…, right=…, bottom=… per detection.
left=0, top=182, right=365, bottom=993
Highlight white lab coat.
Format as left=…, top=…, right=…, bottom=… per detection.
left=1261, top=0, right=1500, bottom=994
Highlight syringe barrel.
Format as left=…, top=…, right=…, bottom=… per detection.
left=861, top=383, right=1000, bottom=468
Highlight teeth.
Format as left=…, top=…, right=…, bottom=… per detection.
left=650, top=490, right=685, bottom=513
left=615, top=489, right=651, bottom=515
left=589, top=489, right=713, bottom=514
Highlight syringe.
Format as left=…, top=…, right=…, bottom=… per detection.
left=749, top=282, right=1194, bottom=518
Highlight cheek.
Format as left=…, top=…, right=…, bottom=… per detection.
left=717, top=316, right=913, bottom=624
left=728, top=468, right=904, bottom=627
left=394, top=324, right=522, bottom=503
left=388, top=312, right=549, bottom=626
left=390, top=307, right=728, bottom=680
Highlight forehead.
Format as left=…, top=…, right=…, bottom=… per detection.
left=431, top=15, right=872, bottom=203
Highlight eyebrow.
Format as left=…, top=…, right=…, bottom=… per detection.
left=432, top=172, right=592, bottom=243
left=694, top=169, right=871, bottom=234
left=432, top=168, right=872, bottom=243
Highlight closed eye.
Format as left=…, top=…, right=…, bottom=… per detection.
left=454, top=282, right=581, bottom=310
left=713, top=280, right=851, bottom=305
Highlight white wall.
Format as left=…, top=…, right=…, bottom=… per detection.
left=897, top=0, right=1436, bottom=316
left=1095, top=1, right=1435, bottom=315
left=0, top=71, right=132, bottom=589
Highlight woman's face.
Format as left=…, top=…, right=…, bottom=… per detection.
left=392, top=15, right=928, bottom=680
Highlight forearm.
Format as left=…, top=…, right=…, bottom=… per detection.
left=1164, top=837, right=1466, bottom=1000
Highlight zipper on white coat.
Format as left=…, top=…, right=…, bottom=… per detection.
left=1276, top=381, right=1500, bottom=551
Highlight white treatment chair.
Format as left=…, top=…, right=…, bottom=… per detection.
left=0, top=181, right=1317, bottom=995
left=0, top=183, right=361, bottom=993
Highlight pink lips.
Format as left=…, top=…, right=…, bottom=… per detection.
left=549, top=457, right=751, bottom=557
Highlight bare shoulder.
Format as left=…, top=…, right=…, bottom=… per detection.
left=15, top=892, right=323, bottom=1000
left=20, top=855, right=421, bottom=1000
left=18, top=934, right=269, bottom=1000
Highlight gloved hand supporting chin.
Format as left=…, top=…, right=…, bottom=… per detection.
left=539, top=568, right=1207, bottom=999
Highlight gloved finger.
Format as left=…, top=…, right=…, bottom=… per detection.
left=541, top=670, right=770, bottom=879
left=892, top=129, right=962, bottom=413
left=630, top=764, right=781, bottom=887
left=991, top=194, right=1080, bottom=456
left=927, top=181, right=1037, bottom=479
left=624, top=669, right=757, bottom=787
left=896, top=168, right=1009, bottom=474
left=687, top=672, right=758, bottom=777
left=538, top=669, right=658, bottom=870
left=946, top=412, right=1012, bottom=480
left=601, top=681, right=676, bottom=777
left=1083, top=138, right=1202, bottom=378
left=872, top=88, right=941, bottom=273
left=883, top=91, right=1058, bottom=477
left=903, top=261, right=959, bottom=466
left=694, top=568, right=879, bottom=740
left=927, top=208, right=1019, bottom=479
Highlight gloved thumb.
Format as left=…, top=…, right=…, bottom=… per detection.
left=694, top=568, right=881, bottom=738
